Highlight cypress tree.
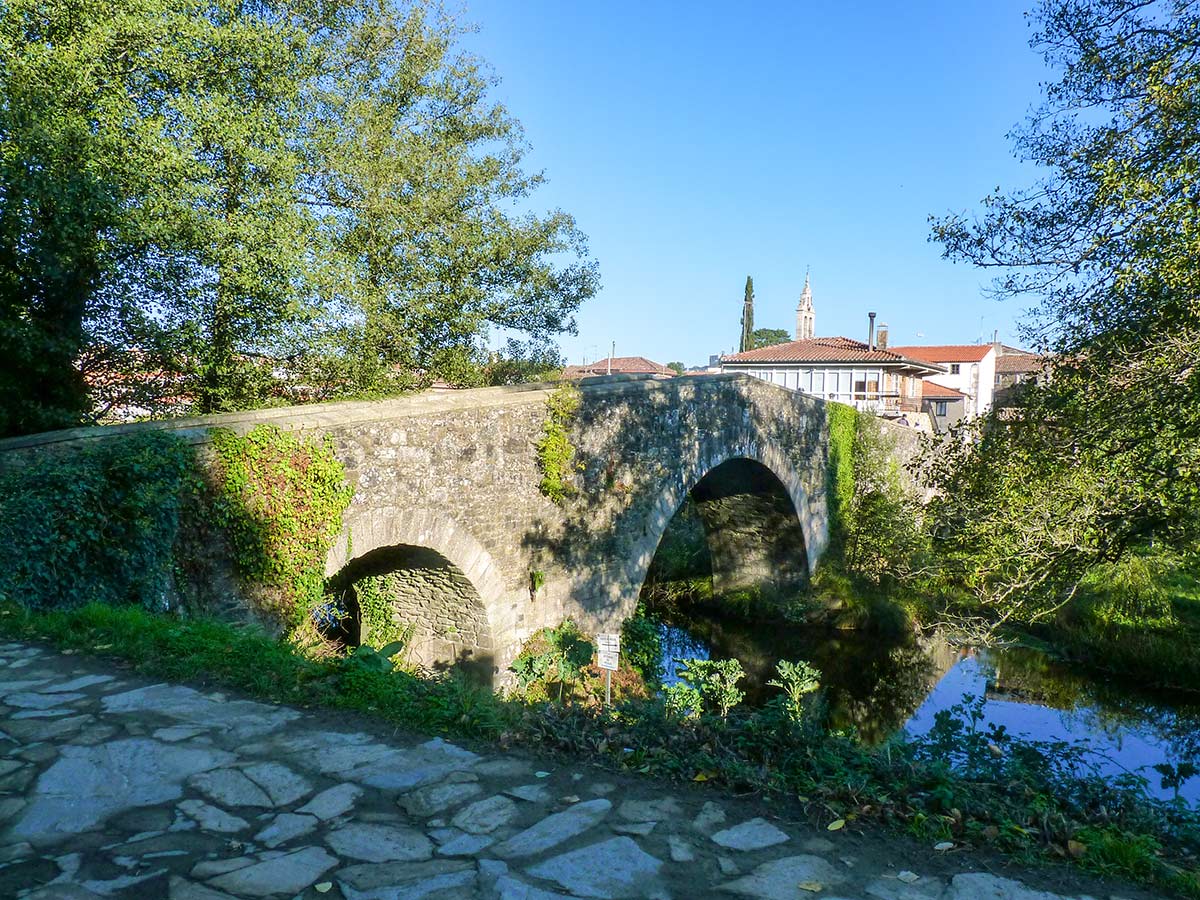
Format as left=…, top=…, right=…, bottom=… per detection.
left=739, top=276, right=754, bottom=352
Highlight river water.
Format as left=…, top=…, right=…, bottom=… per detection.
left=656, top=612, right=1200, bottom=807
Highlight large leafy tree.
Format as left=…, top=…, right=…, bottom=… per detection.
left=929, top=0, right=1200, bottom=618
left=0, top=0, right=597, bottom=433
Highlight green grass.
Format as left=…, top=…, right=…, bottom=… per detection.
left=5, top=601, right=1200, bottom=898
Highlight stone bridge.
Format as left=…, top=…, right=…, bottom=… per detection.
left=0, top=374, right=841, bottom=680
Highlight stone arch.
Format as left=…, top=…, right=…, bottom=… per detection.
left=628, top=441, right=823, bottom=617
left=325, top=507, right=511, bottom=681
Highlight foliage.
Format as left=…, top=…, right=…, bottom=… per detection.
left=510, top=620, right=595, bottom=702
left=343, top=641, right=408, bottom=675
left=0, top=0, right=597, bottom=431
left=739, top=275, right=754, bottom=352
left=666, top=361, right=686, bottom=375
left=841, top=416, right=929, bottom=586
left=208, top=425, right=352, bottom=632
left=767, top=659, right=821, bottom=721
left=9, top=601, right=1200, bottom=898
left=824, top=403, right=927, bottom=590
left=350, top=574, right=419, bottom=650
left=0, top=433, right=193, bottom=609
left=676, top=657, right=745, bottom=718
left=928, top=0, right=1200, bottom=620
left=1078, top=554, right=1175, bottom=628
left=535, top=383, right=582, bottom=504
left=750, top=328, right=792, bottom=349
left=621, top=605, right=664, bottom=691
left=479, top=339, right=565, bottom=387
left=663, top=682, right=703, bottom=720
left=825, top=402, right=858, bottom=551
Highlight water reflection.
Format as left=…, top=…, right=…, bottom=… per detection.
left=656, top=614, right=1200, bottom=806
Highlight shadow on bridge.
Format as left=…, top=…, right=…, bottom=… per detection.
left=518, top=374, right=825, bottom=633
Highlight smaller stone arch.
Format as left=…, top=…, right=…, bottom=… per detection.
left=628, top=440, right=825, bottom=620
left=326, top=507, right=512, bottom=682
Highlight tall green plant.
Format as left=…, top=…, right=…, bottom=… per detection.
left=536, top=383, right=582, bottom=504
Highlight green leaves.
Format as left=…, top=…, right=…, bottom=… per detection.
left=0, top=432, right=193, bottom=610
left=536, top=383, right=582, bottom=504
left=927, top=0, right=1200, bottom=615
left=1, top=0, right=598, bottom=433
left=209, top=424, right=352, bottom=631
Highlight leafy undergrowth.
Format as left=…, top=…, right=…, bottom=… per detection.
left=5, top=601, right=1200, bottom=898
left=1018, top=561, right=1200, bottom=696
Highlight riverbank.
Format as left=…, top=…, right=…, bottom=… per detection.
left=5, top=601, right=1199, bottom=897
left=0, top=636, right=1160, bottom=900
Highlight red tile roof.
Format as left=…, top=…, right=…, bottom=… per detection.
left=561, top=356, right=674, bottom=378
left=996, top=354, right=1047, bottom=373
left=922, top=381, right=968, bottom=400
left=888, top=344, right=994, bottom=363
left=721, top=337, right=941, bottom=371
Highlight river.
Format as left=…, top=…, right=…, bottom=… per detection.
left=655, top=610, right=1200, bottom=807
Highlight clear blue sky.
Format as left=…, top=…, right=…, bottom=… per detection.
left=461, top=1, right=1050, bottom=367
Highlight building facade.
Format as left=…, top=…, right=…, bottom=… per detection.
left=887, top=344, right=997, bottom=419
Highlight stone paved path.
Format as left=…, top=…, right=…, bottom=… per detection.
left=0, top=641, right=1150, bottom=900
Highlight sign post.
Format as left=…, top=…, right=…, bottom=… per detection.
left=596, top=633, right=620, bottom=706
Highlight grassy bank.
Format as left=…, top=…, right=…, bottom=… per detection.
left=1023, top=564, right=1200, bottom=695
left=5, top=601, right=1200, bottom=898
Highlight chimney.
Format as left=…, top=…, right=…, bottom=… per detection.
left=876, top=322, right=889, bottom=350
left=867, top=312, right=876, bottom=349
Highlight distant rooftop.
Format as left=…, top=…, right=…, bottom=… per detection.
left=561, top=356, right=674, bottom=379
left=922, top=382, right=969, bottom=400
left=888, top=344, right=994, bottom=364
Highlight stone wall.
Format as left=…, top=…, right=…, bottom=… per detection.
left=0, top=373, right=837, bottom=681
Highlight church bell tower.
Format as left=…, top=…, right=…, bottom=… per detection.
left=795, top=270, right=814, bottom=340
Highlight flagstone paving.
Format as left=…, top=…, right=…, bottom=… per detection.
left=0, top=641, right=1156, bottom=899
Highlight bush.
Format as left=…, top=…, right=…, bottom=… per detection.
left=0, top=432, right=193, bottom=611
left=676, top=657, right=745, bottom=717
left=510, top=620, right=595, bottom=702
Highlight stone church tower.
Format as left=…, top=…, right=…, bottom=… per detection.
left=795, top=271, right=815, bottom=340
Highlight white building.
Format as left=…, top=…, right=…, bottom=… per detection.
left=887, top=344, right=997, bottom=419
left=719, top=277, right=942, bottom=416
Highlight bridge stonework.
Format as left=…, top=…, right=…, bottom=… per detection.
left=0, top=374, right=838, bottom=681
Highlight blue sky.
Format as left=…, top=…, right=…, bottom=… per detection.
left=461, top=1, right=1051, bottom=367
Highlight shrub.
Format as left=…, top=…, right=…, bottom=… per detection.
left=510, top=620, right=595, bottom=702
left=767, top=659, right=821, bottom=721
left=0, top=432, right=193, bottom=611
left=621, top=605, right=663, bottom=690
left=676, top=657, right=745, bottom=717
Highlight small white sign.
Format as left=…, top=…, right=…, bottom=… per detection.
left=596, top=633, right=621, bottom=671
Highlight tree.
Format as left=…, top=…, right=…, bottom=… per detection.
left=739, top=276, right=754, bottom=352
left=929, top=0, right=1200, bottom=617
left=666, top=361, right=686, bottom=375
left=0, top=0, right=598, bottom=433
left=750, top=328, right=791, bottom=349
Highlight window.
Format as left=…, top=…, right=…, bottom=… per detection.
left=949, top=363, right=961, bottom=375
left=995, top=373, right=1002, bottom=384
left=811, top=371, right=824, bottom=394
left=935, top=401, right=948, bottom=416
